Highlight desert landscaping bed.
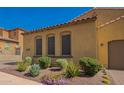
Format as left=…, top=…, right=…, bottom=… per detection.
left=0, top=64, right=114, bottom=85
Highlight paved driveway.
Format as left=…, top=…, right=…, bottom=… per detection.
left=0, top=61, right=40, bottom=85
left=108, top=70, right=124, bottom=85
left=0, top=71, right=40, bottom=85
left=0, top=61, right=17, bottom=69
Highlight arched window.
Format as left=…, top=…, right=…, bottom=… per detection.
left=47, top=34, right=55, bottom=55
left=61, top=31, right=71, bottom=55
left=35, top=36, right=42, bottom=55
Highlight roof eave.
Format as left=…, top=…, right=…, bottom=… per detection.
left=23, top=16, right=97, bottom=35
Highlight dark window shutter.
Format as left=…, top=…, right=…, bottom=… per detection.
left=15, top=48, right=21, bottom=55
left=36, top=38, right=42, bottom=55
left=62, top=34, right=71, bottom=55
left=48, top=36, right=55, bottom=55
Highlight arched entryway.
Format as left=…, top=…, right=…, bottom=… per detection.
left=108, top=40, right=124, bottom=70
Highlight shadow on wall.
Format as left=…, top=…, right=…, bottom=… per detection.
left=4, top=62, right=17, bottom=65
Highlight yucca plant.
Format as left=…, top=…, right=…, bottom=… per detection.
left=102, top=78, right=110, bottom=85
left=64, top=62, right=80, bottom=78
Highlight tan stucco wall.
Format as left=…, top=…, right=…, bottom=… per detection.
left=9, top=30, right=18, bottom=40
left=2, top=31, right=9, bottom=38
left=0, top=30, right=3, bottom=36
left=0, top=40, right=22, bottom=61
left=0, top=55, right=22, bottom=62
left=97, top=18, right=124, bottom=67
left=16, top=30, right=24, bottom=61
left=95, top=9, right=124, bottom=26
left=0, top=30, right=24, bottom=62
left=23, top=20, right=96, bottom=63
left=73, top=9, right=124, bottom=66
left=0, top=40, right=16, bottom=55
left=94, top=9, right=124, bottom=67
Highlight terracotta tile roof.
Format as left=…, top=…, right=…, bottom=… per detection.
left=24, top=16, right=97, bottom=35
left=0, top=28, right=9, bottom=32
left=0, top=36, right=18, bottom=43
left=71, top=8, right=124, bottom=21
left=0, top=28, right=27, bottom=32
left=8, top=28, right=28, bottom=32
left=24, top=8, right=124, bottom=35
left=97, top=15, right=124, bottom=28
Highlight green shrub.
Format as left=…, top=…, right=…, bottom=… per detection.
left=17, top=62, right=27, bottom=72
left=79, top=57, right=102, bottom=76
left=24, top=56, right=32, bottom=65
left=39, top=56, right=51, bottom=69
left=64, top=62, right=80, bottom=78
left=56, top=59, right=68, bottom=70
left=102, top=78, right=110, bottom=84
left=29, top=64, right=40, bottom=77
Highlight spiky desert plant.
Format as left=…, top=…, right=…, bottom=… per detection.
left=29, top=64, right=40, bottom=77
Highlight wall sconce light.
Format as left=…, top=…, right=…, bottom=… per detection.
left=100, top=43, right=104, bottom=46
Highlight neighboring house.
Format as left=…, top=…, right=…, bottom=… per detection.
left=19, top=8, right=124, bottom=70
left=0, top=28, right=24, bottom=62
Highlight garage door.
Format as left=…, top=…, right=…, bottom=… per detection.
left=108, top=40, right=124, bottom=70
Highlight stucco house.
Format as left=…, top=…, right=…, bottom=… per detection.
left=0, top=28, right=24, bottom=62
left=23, top=8, right=124, bottom=70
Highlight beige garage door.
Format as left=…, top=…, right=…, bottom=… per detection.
left=108, top=40, right=124, bottom=70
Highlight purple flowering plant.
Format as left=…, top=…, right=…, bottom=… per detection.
left=41, top=74, right=67, bottom=85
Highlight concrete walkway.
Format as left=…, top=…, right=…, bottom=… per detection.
left=0, top=71, right=41, bottom=85
left=108, top=70, right=124, bottom=85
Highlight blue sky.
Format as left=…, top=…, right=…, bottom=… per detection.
left=0, top=7, right=92, bottom=31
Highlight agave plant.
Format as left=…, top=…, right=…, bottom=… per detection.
left=29, top=64, right=40, bottom=77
